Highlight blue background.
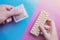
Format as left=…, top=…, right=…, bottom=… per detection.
left=0, top=0, right=39, bottom=40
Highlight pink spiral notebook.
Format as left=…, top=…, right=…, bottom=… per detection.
left=22, top=1, right=60, bottom=40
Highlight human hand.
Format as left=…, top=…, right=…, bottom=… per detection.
left=39, top=19, right=58, bottom=40
left=0, top=4, right=21, bottom=24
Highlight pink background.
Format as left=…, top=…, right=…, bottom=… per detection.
left=22, top=0, right=60, bottom=40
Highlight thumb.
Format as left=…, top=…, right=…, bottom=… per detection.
left=1, top=4, right=14, bottom=11
left=7, top=8, right=22, bottom=17
left=39, top=24, right=47, bottom=35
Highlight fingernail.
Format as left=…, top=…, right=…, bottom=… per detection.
left=7, top=18, right=12, bottom=23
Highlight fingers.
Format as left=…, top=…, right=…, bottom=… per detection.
left=3, top=5, right=22, bottom=18
left=7, top=7, right=22, bottom=17
left=46, top=18, right=55, bottom=29
left=6, top=17, right=12, bottom=23
left=0, top=5, right=22, bottom=24
left=50, top=19, right=56, bottom=33
left=44, top=25, right=50, bottom=30
left=51, top=20, right=55, bottom=28
left=2, top=4, right=14, bottom=11
left=1, top=4, right=14, bottom=11
left=5, top=5, right=13, bottom=11
left=39, top=28, right=43, bottom=35
left=0, top=17, right=12, bottom=24
left=39, top=19, right=53, bottom=36
left=45, top=19, right=51, bottom=26
left=46, top=18, right=55, bottom=27
left=39, top=25, right=47, bottom=35
left=45, top=18, right=56, bottom=34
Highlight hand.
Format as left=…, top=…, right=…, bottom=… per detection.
left=0, top=4, right=21, bottom=24
left=39, top=19, right=58, bottom=40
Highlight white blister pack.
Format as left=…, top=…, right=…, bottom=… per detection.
left=30, top=10, right=49, bottom=36
left=13, top=4, right=28, bottom=23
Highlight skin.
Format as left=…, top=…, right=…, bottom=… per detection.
left=0, top=4, right=58, bottom=40
left=39, top=19, right=58, bottom=40
left=0, top=4, right=21, bottom=24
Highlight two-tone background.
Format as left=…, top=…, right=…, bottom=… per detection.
left=0, top=0, right=60, bottom=40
